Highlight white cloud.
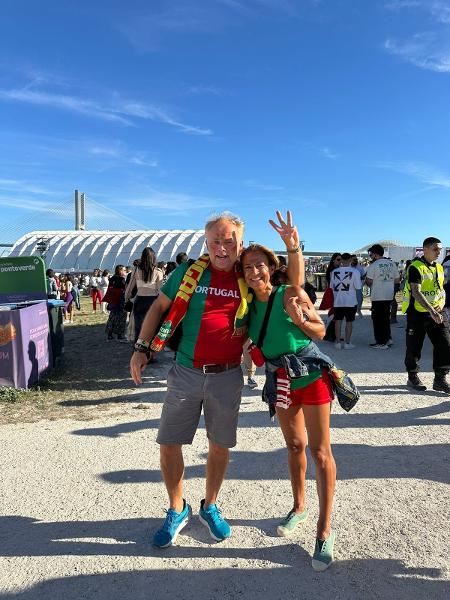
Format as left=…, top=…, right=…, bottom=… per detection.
left=384, top=33, right=450, bottom=73
left=384, top=1, right=450, bottom=72
left=85, top=143, right=159, bottom=168
left=386, top=1, right=450, bottom=24
left=0, top=89, right=133, bottom=125
left=244, top=179, right=284, bottom=191
left=125, top=188, right=223, bottom=215
left=320, top=146, right=340, bottom=160
left=87, top=146, right=121, bottom=157
left=117, top=0, right=301, bottom=51
left=0, top=178, right=58, bottom=195
left=128, top=155, right=159, bottom=168
left=0, top=195, right=59, bottom=212
left=185, top=85, right=226, bottom=96
left=377, top=160, right=450, bottom=188
left=120, top=101, right=212, bottom=135
left=0, top=87, right=213, bottom=135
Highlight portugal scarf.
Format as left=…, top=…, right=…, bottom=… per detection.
left=150, top=254, right=252, bottom=352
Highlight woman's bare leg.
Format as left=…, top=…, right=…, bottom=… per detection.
left=302, top=402, right=336, bottom=539
left=276, top=404, right=308, bottom=513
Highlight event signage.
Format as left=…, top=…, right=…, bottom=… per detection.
left=0, top=302, right=51, bottom=388
left=0, top=256, right=47, bottom=303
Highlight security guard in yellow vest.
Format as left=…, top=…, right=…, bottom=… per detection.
left=402, top=237, right=450, bottom=393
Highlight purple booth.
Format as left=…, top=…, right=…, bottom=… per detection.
left=0, top=302, right=51, bottom=389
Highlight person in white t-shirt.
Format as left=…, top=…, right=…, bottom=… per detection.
left=365, top=244, right=400, bottom=349
left=330, top=253, right=362, bottom=349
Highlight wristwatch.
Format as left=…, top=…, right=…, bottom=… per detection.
left=134, top=338, right=150, bottom=353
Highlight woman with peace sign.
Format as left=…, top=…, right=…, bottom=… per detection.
left=241, top=211, right=336, bottom=572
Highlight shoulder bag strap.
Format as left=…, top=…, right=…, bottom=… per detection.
left=257, top=286, right=278, bottom=349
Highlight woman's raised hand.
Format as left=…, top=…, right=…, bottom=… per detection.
left=269, top=210, right=299, bottom=251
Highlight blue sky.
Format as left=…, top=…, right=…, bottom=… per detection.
left=1, top=0, right=449, bottom=252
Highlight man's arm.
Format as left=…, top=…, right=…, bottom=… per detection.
left=130, top=292, right=173, bottom=385
left=364, top=264, right=373, bottom=287
left=137, top=292, right=172, bottom=341
left=410, top=283, right=443, bottom=324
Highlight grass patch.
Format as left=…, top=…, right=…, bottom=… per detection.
left=0, top=387, right=28, bottom=403
left=0, top=295, right=171, bottom=424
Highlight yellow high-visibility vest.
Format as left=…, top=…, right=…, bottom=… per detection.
left=401, top=259, right=445, bottom=313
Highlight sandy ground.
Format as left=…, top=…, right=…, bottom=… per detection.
left=0, top=309, right=449, bottom=599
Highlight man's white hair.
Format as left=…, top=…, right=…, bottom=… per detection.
left=205, top=211, right=244, bottom=232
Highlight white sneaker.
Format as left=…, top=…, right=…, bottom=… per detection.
left=371, top=344, right=389, bottom=350
left=334, top=342, right=341, bottom=349
left=344, top=343, right=355, bottom=349
left=387, top=339, right=393, bottom=346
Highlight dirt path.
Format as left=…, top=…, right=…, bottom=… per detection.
left=0, top=308, right=449, bottom=599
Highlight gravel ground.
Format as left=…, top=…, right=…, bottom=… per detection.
left=0, top=310, right=449, bottom=599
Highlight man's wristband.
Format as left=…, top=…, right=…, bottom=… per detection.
left=287, top=245, right=301, bottom=254
left=134, top=338, right=150, bottom=353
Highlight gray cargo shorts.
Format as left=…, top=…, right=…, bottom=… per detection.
left=156, top=363, right=244, bottom=448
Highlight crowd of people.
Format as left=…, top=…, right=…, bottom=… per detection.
left=44, top=256, right=188, bottom=336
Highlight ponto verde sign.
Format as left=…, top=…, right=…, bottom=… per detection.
left=0, top=256, right=47, bottom=303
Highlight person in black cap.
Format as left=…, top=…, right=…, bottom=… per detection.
left=365, top=244, right=400, bottom=349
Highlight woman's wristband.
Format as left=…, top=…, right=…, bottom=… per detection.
left=286, top=245, right=301, bottom=254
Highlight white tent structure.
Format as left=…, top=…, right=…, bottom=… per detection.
left=9, top=230, right=206, bottom=271
left=354, top=239, right=448, bottom=263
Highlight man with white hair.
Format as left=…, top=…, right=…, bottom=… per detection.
left=130, top=211, right=302, bottom=548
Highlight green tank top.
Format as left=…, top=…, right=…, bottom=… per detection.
left=248, top=285, right=321, bottom=390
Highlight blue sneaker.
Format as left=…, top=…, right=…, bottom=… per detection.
left=152, top=500, right=191, bottom=548
left=199, top=499, right=231, bottom=541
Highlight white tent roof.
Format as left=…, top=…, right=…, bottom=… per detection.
left=9, top=230, right=206, bottom=271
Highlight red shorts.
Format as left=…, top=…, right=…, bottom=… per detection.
left=277, top=368, right=333, bottom=406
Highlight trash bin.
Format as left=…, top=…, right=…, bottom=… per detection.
left=0, top=301, right=51, bottom=388
left=47, top=300, right=65, bottom=368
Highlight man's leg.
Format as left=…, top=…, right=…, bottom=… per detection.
left=160, top=444, right=185, bottom=513
left=371, top=301, right=381, bottom=343
left=154, top=364, right=203, bottom=546
left=405, top=314, right=427, bottom=375
left=427, top=312, right=450, bottom=391
left=390, top=296, right=398, bottom=323
left=381, top=300, right=392, bottom=344
left=344, top=320, right=353, bottom=343
left=200, top=367, right=243, bottom=541
left=205, top=441, right=230, bottom=507
left=334, top=319, right=342, bottom=344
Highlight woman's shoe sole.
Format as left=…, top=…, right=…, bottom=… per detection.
left=312, top=557, right=333, bottom=572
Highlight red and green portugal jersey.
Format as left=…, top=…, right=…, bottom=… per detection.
left=160, top=262, right=244, bottom=368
